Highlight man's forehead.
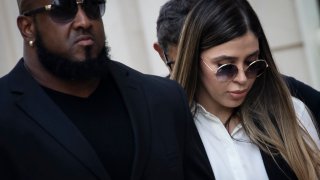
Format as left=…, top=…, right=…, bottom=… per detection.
left=17, top=0, right=32, bottom=14
left=17, top=0, right=51, bottom=14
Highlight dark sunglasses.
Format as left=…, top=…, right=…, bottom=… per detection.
left=202, top=59, right=269, bottom=82
left=23, top=0, right=106, bottom=23
left=163, top=52, right=175, bottom=71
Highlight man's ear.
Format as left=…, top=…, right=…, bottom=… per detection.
left=17, top=15, right=35, bottom=42
left=153, top=42, right=166, bottom=62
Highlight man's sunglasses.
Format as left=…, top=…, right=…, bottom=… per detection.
left=23, top=0, right=106, bottom=23
left=202, top=59, right=269, bottom=82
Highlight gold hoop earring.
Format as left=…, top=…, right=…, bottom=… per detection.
left=29, top=40, right=34, bottom=47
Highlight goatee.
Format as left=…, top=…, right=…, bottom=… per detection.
left=35, top=34, right=111, bottom=81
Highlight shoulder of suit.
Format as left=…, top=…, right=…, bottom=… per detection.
left=0, top=73, right=10, bottom=91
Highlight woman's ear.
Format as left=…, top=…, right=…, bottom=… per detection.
left=17, top=15, right=35, bottom=42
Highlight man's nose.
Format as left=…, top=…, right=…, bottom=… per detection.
left=72, top=5, right=92, bottom=29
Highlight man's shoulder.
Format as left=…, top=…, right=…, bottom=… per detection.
left=284, top=76, right=319, bottom=94
left=0, top=74, right=17, bottom=118
left=283, top=75, right=320, bottom=104
left=0, top=58, right=24, bottom=85
left=0, top=73, right=11, bottom=93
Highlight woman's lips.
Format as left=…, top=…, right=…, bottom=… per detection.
left=228, top=89, right=248, bottom=100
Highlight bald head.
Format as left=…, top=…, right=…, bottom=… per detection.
left=17, top=0, right=23, bottom=14
left=17, top=0, right=37, bottom=14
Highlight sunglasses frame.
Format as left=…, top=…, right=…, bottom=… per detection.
left=163, top=51, right=175, bottom=71
left=202, top=59, right=269, bottom=82
left=23, top=0, right=106, bottom=23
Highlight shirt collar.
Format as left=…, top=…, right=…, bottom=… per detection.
left=193, top=103, right=243, bottom=135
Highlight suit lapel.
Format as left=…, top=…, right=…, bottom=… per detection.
left=107, top=61, right=151, bottom=180
left=9, top=60, right=110, bottom=180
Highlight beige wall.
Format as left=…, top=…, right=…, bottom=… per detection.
left=0, top=1, right=22, bottom=75
left=248, top=0, right=320, bottom=90
left=0, top=0, right=319, bottom=90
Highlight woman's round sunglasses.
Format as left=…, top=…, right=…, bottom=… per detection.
left=202, top=59, right=269, bottom=82
left=23, top=0, right=106, bottom=23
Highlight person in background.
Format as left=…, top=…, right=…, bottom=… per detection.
left=153, top=0, right=320, bottom=124
left=0, top=0, right=212, bottom=179
left=169, top=0, right=320, bottom=179
left=153, top=0, right=194, bottom=73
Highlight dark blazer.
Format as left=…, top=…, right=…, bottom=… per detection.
left=0, top=59, right=214, bottom=180
left=284, top=75, right=320, bottom=126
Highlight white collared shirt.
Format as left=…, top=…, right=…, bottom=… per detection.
left=194, top=97, right=319, bottom=180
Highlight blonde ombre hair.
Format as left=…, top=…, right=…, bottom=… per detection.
left=172, top=0, right=320, bottom=179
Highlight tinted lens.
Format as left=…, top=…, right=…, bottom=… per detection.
left=49, top=0, right=105, bottom=23
left=216, top=64, right=238, bottom=82
left=84, top=0, right=106, bottom=19
left=49, top=0, right=77, bottom=23
left=245, top=60, right=268, bottom=78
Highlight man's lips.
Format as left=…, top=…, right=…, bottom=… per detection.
left=75, top=35, right=94, bottom=46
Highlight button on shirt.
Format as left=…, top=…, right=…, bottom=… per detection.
left=194, top=97, right=320, bottom=180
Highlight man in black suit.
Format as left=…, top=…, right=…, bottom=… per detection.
left=153, top=0, right=320, bottom=124
left=0, top=0, right=212, bottom=179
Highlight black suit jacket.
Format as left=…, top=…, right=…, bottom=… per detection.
left=0, top=59, right=214, bottom=180
left=284, top=76, right=320, bottom=126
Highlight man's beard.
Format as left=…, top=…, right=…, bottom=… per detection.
left=35, top=33, right=111, bottom=81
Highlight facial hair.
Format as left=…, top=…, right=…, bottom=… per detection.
left=35, top=33, right=112, bottom=81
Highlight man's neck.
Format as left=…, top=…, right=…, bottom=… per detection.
left=39, top=78, right=101, bottom=98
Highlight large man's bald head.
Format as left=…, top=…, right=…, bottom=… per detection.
left=17, top=0, right=36, bottom=14
left=17, top=0, right=23, bottom=14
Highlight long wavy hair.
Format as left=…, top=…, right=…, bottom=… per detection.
left=171, top=0, right=320, bottom=179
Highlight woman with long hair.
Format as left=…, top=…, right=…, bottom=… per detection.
left=172, top=0, right=320, bottom=179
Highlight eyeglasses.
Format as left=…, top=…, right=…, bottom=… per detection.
left=202, top=59, right=269, bottom=82
left=23, top=0, right=106, bottom=23
left=163, top=52, right=175, bottom=71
